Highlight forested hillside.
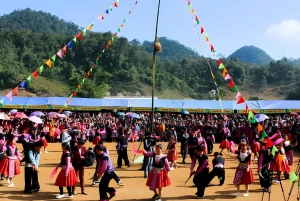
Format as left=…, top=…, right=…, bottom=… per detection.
left=0, top=9, right=300, bottom=100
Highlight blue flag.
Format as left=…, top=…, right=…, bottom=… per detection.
left=20, top=80, right=27, bottom=88
left=67, top=41, right=73, bottom=48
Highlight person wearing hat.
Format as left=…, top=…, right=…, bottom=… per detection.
left=72, top=138, right=88, bottom=195
left=180, top=127, right=189, bottom=164
left=206, top=152, right=225, bottom=186
left=143, top=131, right=156, bottom=178
left=190, top=145, right=209, bottom=199
left=257, top=140, right=273, bottom=192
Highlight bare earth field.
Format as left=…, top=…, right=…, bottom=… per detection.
left=0, top=142, right=298, bottom=201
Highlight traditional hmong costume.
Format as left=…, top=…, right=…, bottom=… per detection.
left=143, top=152, right=171, bottom=191
left=233, top=148, right=254, bottom=185
left=258, top=145, right=273, bottom=191
left=0, top=144, right=22, bottom=179
left=166, top=141, right=178, bottom=163
left=55, top=152, right=77, bottom=187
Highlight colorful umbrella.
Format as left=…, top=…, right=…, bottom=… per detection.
left=290, top=112, right=298, bottom=116
left=30, top=111, right=45, bottom=117
left=28, top=116, right=43, bottom=124
left=254, top=114, right=269, bottom=122
left=0, top=113, right=10, bottom=120
left=48, top=112, right=59, bottom=118
left=57, top=114, right=67, bottom=118
left=117, top=112, right=125, bottom=116
left=12, top=112, right=28, bottom=119
left=125, top=112, right=139, bottom=119
left=181, top=109, right=190, bottom=115
left=63, top=111, right=72, bottom=115
left=10, top=109, right=18, bottom=114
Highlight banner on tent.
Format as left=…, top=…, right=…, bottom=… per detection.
left=287, top=109, right=300, bottom=113
left=2, top=105, right=24, bottom=109
left=51, top=105, right=75, bottom=110
left=207, top=109, right=232, bottom=114
left=185, top=109, right=207, bottom=113
left=238, top=109, right=261, bottom=114
left=131, top=107, right=152, bottom=112
left=262, top=109, right=286, bottom=114
left=157, top=108, right=181, bottom=112
left=26, top=105, right=50, bottom=109
left=77, top=107, right=101, bottom=111
left=102, top=106, right=127, bottom=110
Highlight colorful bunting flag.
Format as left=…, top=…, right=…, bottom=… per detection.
left=51, top=55, right=56, bottom=62
left=57, top=50, right=63, bottom=58
left=38, top=66, right=44, bottom=74
left=13, top=87, right=18, bottom=96
left=87, top=24, right=93, bottom=31
left=257, top=123, right=263, bottom=132
left=129, top=11, right=132, bottom=14
left=77, top=33, right=82, bottom=41
left=290, top=172, right=298, bottom=183
left=6, top=92, right=12, bottom=102
left=26, top=76, right=31, bottom=84
left=106, top=9, right=109, bottom=14
left=222, top=68, right=227, bottom=77
left=82, top=28, right=87, bottom=36
left=62, top=46, right=67, bottom=55
left=235, top=91, right=242, bottom=100
left=260, top=131, right=268, bottom=141
left=0, top=98, right=4, bottom=106
left=114, top=32, right=118, bottom=37
left=118, top=28, right=121, bottom=32
left=98, top=14, right=105, bottom=21
left=218, top=63, right=225, bottom=69
left=135, top=1, right=138, bottom=4
left=250, top=117, right=257, bottom=124
left=78, top=85, right=81, bottom=89
left=20, top=81, right=26, bottom=89
left=73, top=91, right=77, bottom=96
left=229, top=80, right=234, bottom=89
left=248, top=111, right=254, bottom=119
left=232, top=85, right=238, bottom=93
left=120, top=24, right=124, bottom=28
left=237, top=96, right=245, bottom=104
left=32, top=70, right=38, bottom=80
left=45, top=59, right=52, bottom=68
left=72, top=37, right=77, bottom=43
left=113, top=2, right=118, bottom=7
left=110, top=6, right=113, bottom=11
left=200, top=26, right=204, bottom=34
left=271, top=146, right=278, bottom=156
left=224, top=74, right=231, bottom=80
left=246, top=104, right=249, bottom=113
left=108, top=40, right=112, bottom=45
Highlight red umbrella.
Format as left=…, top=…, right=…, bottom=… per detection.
left=290, top=112, right=298, bottom=116
left=11, top=112, right=28, bottom=119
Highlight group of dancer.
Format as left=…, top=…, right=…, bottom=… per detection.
left=0, top=121, right=296, bottom=200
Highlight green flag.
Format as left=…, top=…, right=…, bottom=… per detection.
left=112, top=36, right=114, bottom=42
left=102, top=49, right=105, bottom=53
left=96, top=60, right=98, bottom=65
left=110, top=6, right=112, bottom=11
left=52, top=55, right=56, bottom=62
left=250, top=117, right=257, bottom=124
left=197, top=20, right=200, bottom=25
left=218, top=63, right=225, bottom=69
left=188, top=4, right=192, bottom=9
left=248, top=111, right=254, bottom=119
left=90, top=68, right=93, bottom=72
left=83, top=28, right=87, bottom=36
left=260, top=131, right=268, bottom=141
left=123, top=19, right=126, bottom=23
left=232, top=86, right=238, bottom=93
left=38, top=66, right=43, bottom=74
left=82, top=79, right=85, bottom=84
left=63, top=103, right=67, bottom=108
left=72, top=37, right=77, bottom=43
left=271, top=146, right=278, bottom=156
left=298, top=180, right=300, bottom=189
left=118, top=28, right=121, bottom=32
left=26, top=75, right=31, bottom=83
left=0, top=98, right=4, bottom=106
left=290, top=172, right=298, bottom=183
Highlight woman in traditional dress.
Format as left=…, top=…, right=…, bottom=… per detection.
left=143, top=144, right=171, bottom=201
left=166, top=135, right=178, bottom=169
left=251, top=137, right=260, bottom=160
left=93, top=127, right=102, bottom=145
left=54, top=143, right=77, bottom=199
left=219, top=125, right=231, bottom=156
left=0, top=135, right=22, bottom=187
left=197, top=131, right=207, bottom=154
left=232, top=139, right=254, bottom=197
left=0, top=133, right=7, bottom=180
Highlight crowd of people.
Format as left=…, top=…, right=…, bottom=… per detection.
left=0, top=109, right=299, bottom=200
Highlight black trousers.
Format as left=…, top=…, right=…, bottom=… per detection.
left=207, top=167, right=225, bottom=185
left=24, top=167, right=40, bottom=192
left=117, top=147, right=130, bottom=167
left=188, top=148, right=195, bottom=161
left=194, top=169, right=209, bottom=197
left=259, top=168, right=271, bottom=188
left=99, top=173, right=115, bottom=199
left=206, top=140, right=214, bottom=154
left=181, top=144, right=188, bottom=160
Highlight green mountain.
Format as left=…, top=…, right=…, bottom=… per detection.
left=142, top=37, right=200, bottom=62
left=0, top=8, right=79, bottom=35
left=0, top=9, right=299, bottom=100
left=228, top=45, right=274, bottom=65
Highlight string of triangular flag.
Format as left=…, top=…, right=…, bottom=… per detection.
left=189, top=13, right=224, bottom=112
left=186, top=0, right=249, bottom=114
left=0, top=0, right=121, bottom=107
left=61, top=1, right=139, bottom=112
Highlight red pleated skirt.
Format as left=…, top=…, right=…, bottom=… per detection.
left=93, top=137, right=101, bottom=145
left=167, top=150, right=178, bottom=162
left=0, top=157, right=8, bottom=175
left=55, top=167, right=77, bottom=187
left=146, top=169, right=171, bottom=189
left=41, top=138, right=48, bottom=147
left=0, top=157, right=20, bottom=177
left=219, top=140, right=231, bottom=149
left=251, top=142, right=260, bottom=153
left=233, top=166, right=254, bottom=185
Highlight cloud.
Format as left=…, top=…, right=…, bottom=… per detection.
left=265, top=19, right=300, bottom=42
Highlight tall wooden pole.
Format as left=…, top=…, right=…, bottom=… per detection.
left=151, top=0, right=161, bottom=133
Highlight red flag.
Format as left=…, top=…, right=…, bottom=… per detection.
left=84, top=74, right=88, bottom=79
left=264, top=138, right=273, bottom=149
left=200, top=26, right=204, bottom=34
left=77, top=33, right=82, bottom=41
left=113, top=2, right=118, bottom=7
left=229, top=80, right=234, bottom=89
left=210, top=45, right=214, bottom=52
left=237, top=97, right=245, bottom=104
left=187, top=0, right=190, bottom=5
left=106, top=44, right=109, bottom=50
left=129, top=11, right=132, bottom=14
left=135, top=1, right=138, bottom=4
left=246, top=104, right=249, bottom=113
left=62, top=46, right=67, bottom=55
left=92, top=64, right=95, bottom=68
left=195, top=15, right=199, bottom=21
left=32, top=70, right=38, bottom=80
left=13, top=87, right=18, bottom=96
left=73, top=91, right=77, bottom=96
left=114, top=32, right=118, bottom=37
left=218, top=58, right=222, bottom=66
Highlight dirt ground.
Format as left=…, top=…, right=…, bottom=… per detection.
left=0, top=142, right=299, bottom=201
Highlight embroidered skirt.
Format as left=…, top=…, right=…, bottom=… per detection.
left=146, top=168, right=171, bottom=190
left=55, top=167, right=77, bottom=187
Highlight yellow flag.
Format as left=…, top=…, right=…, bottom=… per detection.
left=87, top=25, right=93, bottom=31
left=222, top=68, right=228, bottom=77
left=120, top=24, right=124, bottom=28
left=45, top=59, right=52, bottom=67
left=78, top=85, right=81, bottom=90
left=108, top=40, right=112, bottom=45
